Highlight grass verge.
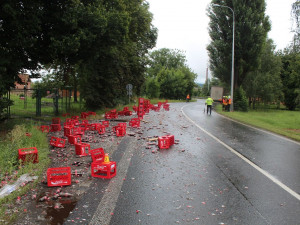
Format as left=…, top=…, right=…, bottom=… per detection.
left=0, top=122, right=50, bottom=223
left=215, top=104, right=300, bottom=142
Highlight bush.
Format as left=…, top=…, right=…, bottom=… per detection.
left=234, top=87, right=248, bottom=112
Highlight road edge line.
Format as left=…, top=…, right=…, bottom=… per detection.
left=181, top=105, right=300, bottom=201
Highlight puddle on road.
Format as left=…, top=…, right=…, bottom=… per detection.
left=45, top=199, right=77, bottom=225
left=37, top=191, right=77, bottom=225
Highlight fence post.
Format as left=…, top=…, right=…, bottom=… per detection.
left=36, top=89, right=41, bottom=117
left=54, top=89, right=59, bottom=116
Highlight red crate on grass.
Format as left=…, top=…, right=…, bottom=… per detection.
left=91, top=161, right=117, bottom=179
left=47, top=167, right=71, bottom=187
left=158, top=136, right=171, bottom=149
left=75, top=143, right=90, bottom=156
left=18, top=147, right=39, bottom=163
left=68, top=134, right=81, bottom=145
left=88, top=111, right=96, bottom=116
left=50, top=137, right=66, bottom=148
left=124, top=110, right=132, bottom=116
left=50, top=124, right=62, bottom=132
left=81, top=112, right=89, bottom=119
left=90, top=148, right=105, bottom=162
left=39, top=125, right=50, bottom=133
left=118, top=111, right=125, bottom=116
left=52, top=118, right=61, bottom=124
left=62, top=113, right=70, bottom=117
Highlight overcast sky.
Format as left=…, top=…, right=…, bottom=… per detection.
left=147, top=0, right=295, bottom=83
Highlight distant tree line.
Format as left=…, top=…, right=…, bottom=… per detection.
left=206, top=0, right=300, bottom=111
left=143, top=48, right=197, bottom=100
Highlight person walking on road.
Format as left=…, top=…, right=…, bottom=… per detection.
left=186, top=94, right=190, bottom=102
left=205, top=96, right=214, bottom=115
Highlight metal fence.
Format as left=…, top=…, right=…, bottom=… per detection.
left=8, top=88, right=83, bottom=118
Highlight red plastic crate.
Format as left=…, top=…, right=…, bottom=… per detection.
left=163, top=104, right=170, bottom=111
left=88, top=124, right=97, bottom=131
left=88, top=111, right=96, bottom=116
left=68, top=134, right=81, bottom=145
left=75, top=143, right=90, bottom=156
left=97, top=125, right=106, bottom=135
left=47, top=167, right=71, bottom=187
left=50, top=124, right=62, bottom=132
left=71, top=116, right=79, bottom=120
left=50, top=137, right=66, bottom=148
left=102, top=121, right=109, bottom=127
left=115, top=127, right=126, bottom=137
left=81, top=112, right=89, bottom=119
left=62, top=113, right=70, bottom=117
left=18, top=147, right=39, bottom=163
left=64, top=126, right=73, bottom=137
left=73, top=127, right=84, bottom=136
left=129, top=118, right=140, bottom=128
left=158, top=136, right=171, bottom=149
left=132, top=105, right=137, bottom=112
left=39, top=125, right=50, bottom=133
left=79, top=123, right=89, bottom=131
left=118, top=122, right=127, bottom=128
left=166, top=135, right=175, bottom=145
left=124, top=110, right=132, bottom=116
left=91, top=161, right=117, bottom=179
left=90, top=148, right=105, bottom=162
left=52, top=118, right=61, bottom=124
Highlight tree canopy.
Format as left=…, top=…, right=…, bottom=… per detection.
left=0, top=0, right=157, bottom=110
left=207, top=0, right=270, bottom=89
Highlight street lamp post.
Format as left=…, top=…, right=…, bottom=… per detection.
left=211, top=3, right=235, bottom=112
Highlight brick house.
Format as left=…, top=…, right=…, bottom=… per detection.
left=15, top=74, right=31, bottom=89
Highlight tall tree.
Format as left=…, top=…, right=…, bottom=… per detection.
left=207, top=0, right=270, bottom=89
left=279, top=49, right=300, bottom=110
left=243, top=39, right=283, bottom=108
left=79, top=0, right=157, bottom=108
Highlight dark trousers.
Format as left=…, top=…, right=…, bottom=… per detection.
left=207, top=105, right=212, bottom=115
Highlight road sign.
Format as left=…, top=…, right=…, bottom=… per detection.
left=126, top=84, right=133, bottom=91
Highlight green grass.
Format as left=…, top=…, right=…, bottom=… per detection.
left=0, top=122, right=50, bottom=223
left=215, top=104, right=300, bottom=142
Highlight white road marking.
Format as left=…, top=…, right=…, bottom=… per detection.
left=89, top=140, right=136, bottom=225
left=181, top=105, right=300, bottom=201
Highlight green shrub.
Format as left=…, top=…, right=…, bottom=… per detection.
left=234, top=87, right=248, bottom=112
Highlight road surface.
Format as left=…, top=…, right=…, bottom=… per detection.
left=65, top=100, right=300, bottom=225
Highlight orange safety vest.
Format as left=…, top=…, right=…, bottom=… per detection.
left=187, top=94, right=190, bottom=99
left=223, top=98, right=228, bottom=105
left=228, top=99, right=231, bottom=104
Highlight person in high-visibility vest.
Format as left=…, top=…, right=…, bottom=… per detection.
left=222, top=96, right=227, bottom=111
left=186, top=94, right=190, bottom=102
left=205, top=96, right=214, bottom=115
left=228, top=96, right=232, bottom=111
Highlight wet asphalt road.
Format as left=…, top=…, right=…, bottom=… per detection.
left=65, top=100, right=300, bottom=225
